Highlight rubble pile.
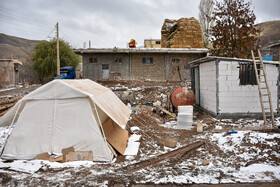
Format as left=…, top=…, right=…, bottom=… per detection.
left=161, top=17, right=204, bottom=48
left=0, top=80, right=279, bottom=185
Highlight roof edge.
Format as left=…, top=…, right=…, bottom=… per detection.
left=74, top=47, right=208, bottom=54
left=189, top=56, right=280, bottom=65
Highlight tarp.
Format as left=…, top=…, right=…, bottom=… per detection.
left=0, top=79, right=131, bottom=161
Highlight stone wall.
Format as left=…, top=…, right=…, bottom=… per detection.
left=161, top=17, right=204, bottom=48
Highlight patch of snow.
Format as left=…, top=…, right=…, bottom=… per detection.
left=129, top=134, right=141, bottom=142
left=124, top=139, right=140, bottom=156
left=159, top=121, right=177, bottom=129
left=46, top=160, right=95, bottom=169
left=9, top=160, right=43, bottom=174
left=130, top=126, right=140, bottom=133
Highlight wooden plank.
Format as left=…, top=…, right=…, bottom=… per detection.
left=154, top=105, right=176, bottom=118
left=0, top=110, right=8, bottom=117
left=0, top=102, right=16, bottom=111
left=121, top=141, right=204, bottom=174
left=0, top=96, right=22, bottom=105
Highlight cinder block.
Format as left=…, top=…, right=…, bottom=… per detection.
left=219, top=64, right=228, bottom=71
left=219, top=70, right=232, bottom=76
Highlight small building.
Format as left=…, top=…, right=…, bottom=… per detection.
left=74, top=48, right=207, bottom=81
left=144, top=39, right=161, bottom=48
left=0, top=59, right=22, bottom=87
left=190, top=56, right=279, bottom=117
left=269, top=41, right=280, bottom=62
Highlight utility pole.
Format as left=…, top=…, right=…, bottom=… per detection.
left=56, top=22, right=60, bottom=79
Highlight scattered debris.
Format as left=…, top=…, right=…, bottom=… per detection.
left=121, top=141, right=204, bottom=174
left=0, top=80, right=279, bottom=185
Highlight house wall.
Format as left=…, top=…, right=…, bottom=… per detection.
left=144, top=40, right=161, bottom=48
left=217, top=60, right=278, bottom=114
left=167, top=53, right=205, bottom=81
left=131, top=53, right=165, bottom=80
left=0, top=61, right=18, bottom=86
left=199, top=60, right=217, bottom=114
left=271, top=45, right=280, bottom=61
left=82, top=52, right=206, bottom=81
left=83, top=53, right=130, bottom=80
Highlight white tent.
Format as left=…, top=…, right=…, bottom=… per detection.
left=0, top=79, right=131, bottom=161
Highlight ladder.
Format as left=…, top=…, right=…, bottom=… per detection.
left=251, top=50, right=275, bottom=128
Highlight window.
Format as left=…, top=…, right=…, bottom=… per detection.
left=156, top=41, right=161, bottom=44
left=171, top=58, right=181, bottom=64
left=114, top=57, right=122, bottom=63
left=89, top=58, right=93, bottom=63
left=89, top=57, right=97, bottom=63
left=142, top=57, right=154, bottom=64
left=239, top=63, right=259, bottom=85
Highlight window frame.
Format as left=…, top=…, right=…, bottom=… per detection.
left=171, top=57, right=181, bottom=64
left=239, top=63, right=259, bottom=85
left=114, top=57, right=122, bottom=63
left=142, top=57, right=154, bottom=64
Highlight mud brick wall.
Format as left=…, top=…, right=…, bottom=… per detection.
left=161, top=17, right=204, bottom=48
left=167, top=53, right=205, bottom=81
left=131, top=53, right=165, bottom=80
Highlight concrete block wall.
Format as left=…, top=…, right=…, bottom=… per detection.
left=83, top=54, right=130, bottom=80
left=218, top=60, right=278, bottom=114
left=199, top=60, right=217, bottom=114
left=131, top=53, right=165, bottom=80
left=265, top=64, right=278, bottom=112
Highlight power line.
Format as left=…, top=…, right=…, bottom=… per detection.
left=44, top=25, right=57, bottom=40
left=0, top=6, right=46, bottom=27
left=60, top=29, right=79, bottom=49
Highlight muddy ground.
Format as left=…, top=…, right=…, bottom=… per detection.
left=0, top=80, right=279, bottom=186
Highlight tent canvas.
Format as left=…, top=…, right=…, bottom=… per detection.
left=0, top=79, right=131, bottom=161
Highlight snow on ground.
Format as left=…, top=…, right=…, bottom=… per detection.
left=0, top=118, right=279, bottom=185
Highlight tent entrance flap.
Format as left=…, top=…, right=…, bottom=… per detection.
left=102, top=118, right=130, bottom=155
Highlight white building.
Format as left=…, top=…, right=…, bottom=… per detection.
left=190, top=56, right=279, bottom=117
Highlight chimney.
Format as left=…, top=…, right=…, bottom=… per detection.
left=89, top=40, right=91, bottom=48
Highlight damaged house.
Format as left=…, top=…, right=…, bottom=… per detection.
left=190, top=56, right=280, bottom=117
left=74, top=17, right=207, bottom=81
left=0, top=59, right=22, bottom=87
left=74, top=48, right=207, bottom=81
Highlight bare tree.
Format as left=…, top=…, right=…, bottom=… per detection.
left=199, top=0, right=214, bottom=48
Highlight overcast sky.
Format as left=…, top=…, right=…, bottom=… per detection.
left=0, top=0, right=279, bottom=48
